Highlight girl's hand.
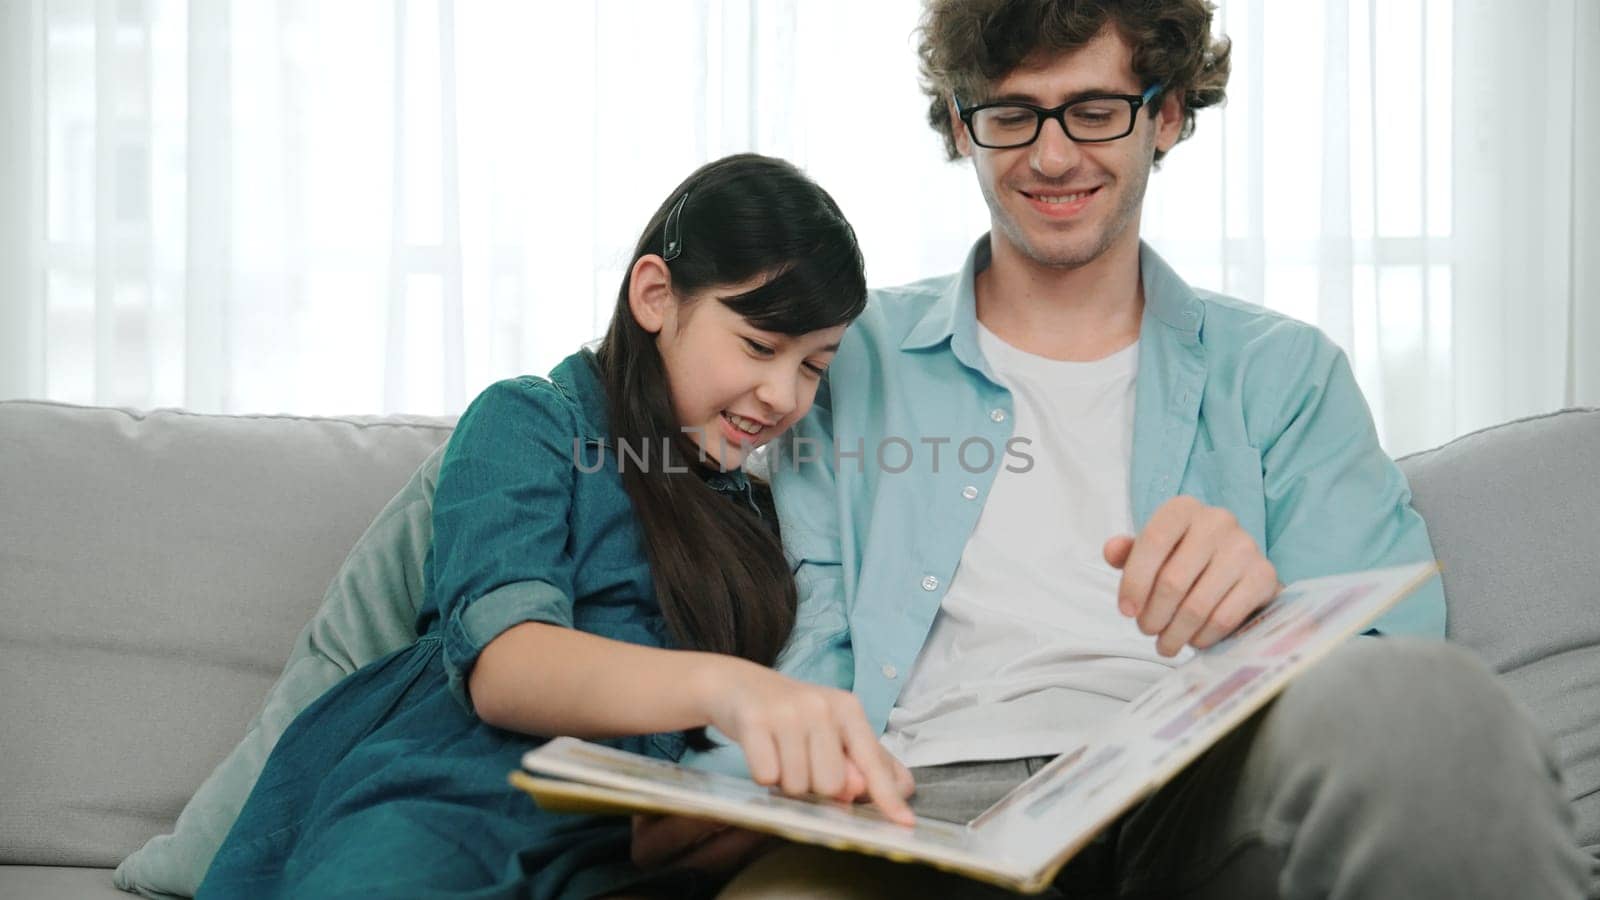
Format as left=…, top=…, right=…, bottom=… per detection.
left=694, top=658, right=916, bottom=825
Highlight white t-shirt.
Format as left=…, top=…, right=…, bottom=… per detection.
left=880, top=324, right=1190, bottom=768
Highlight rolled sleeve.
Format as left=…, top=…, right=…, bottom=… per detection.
left=430, top=377, right=582, bottom=711
left=442, top=579, right=573, bottom=709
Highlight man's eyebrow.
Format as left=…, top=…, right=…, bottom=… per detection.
left=984, top=86, right=1138, bottom=105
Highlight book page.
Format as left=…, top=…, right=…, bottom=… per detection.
left=517, top=737, right=1004, bottom=874
left=517, top=561, right=1437, bottom=893
left=964, top=562, right=1439, bottom=876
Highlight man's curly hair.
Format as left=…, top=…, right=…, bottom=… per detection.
left=917, top=0, right=1232, bottom=163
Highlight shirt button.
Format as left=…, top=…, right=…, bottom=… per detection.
left=921, top=575, right=939, bottom=591
left=882, top=664, right=898, bottom=680
left=961, top=485, right=979, bottom=500
left=989, top=408, right=1007, bottom=423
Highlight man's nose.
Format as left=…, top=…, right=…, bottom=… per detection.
left=1030, top=116, right=1083, bottom=177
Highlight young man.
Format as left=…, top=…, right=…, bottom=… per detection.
left=644, top=2, right=1593, bottom=896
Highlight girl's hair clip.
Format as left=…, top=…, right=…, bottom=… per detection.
left=663, top=191, right=690, bottom=261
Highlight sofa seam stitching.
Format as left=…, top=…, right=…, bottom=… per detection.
left=0, top=398, right=456, bottom=431
left=1396, top=406, right=1599, bottom=464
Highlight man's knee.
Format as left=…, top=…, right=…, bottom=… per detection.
left=1249, top=641, right=1591, bottom=896
left=1268, top=637, right=1558, bottom=785
left=1281, top=638, right=1517, bottom=729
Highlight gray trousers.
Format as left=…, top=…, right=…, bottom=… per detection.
left=718, top=639, right=1597, bottom=899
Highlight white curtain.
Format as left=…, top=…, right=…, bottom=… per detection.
left=2, top=0, right=1595, bottom=456
left=1142, top=0, right=1600, bottom=454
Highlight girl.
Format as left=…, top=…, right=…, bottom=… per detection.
left=198, top=154, right=912, bottom=900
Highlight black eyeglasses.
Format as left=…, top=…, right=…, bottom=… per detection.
left=955, top=83, right=1164, bottom=149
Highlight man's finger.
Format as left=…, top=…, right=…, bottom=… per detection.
left=1193, top=561, right=1280, bottom=648
left=1134, top=522, right=1216, bottom=635
left=1103, top=534, right=1134, bottom=569
left=1154, top=554, right=1238, bottom=656
left=1116, top=499, right=1195, bottom=617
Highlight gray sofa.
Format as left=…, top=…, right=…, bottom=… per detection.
left=2, top=398, right=1597, bottom=898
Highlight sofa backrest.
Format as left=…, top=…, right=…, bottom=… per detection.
left=0, top=400, right=453, bottom=868
left=3, top=400, right=1595, bottom=865
left=1398, top=407, right=1600, bottom=854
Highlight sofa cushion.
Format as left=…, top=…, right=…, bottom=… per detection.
left=1398, top=407, right=1600, bottom=854
left=0, top=401, right=452, bottom=871
left=112, top=443, right=447, bottom=899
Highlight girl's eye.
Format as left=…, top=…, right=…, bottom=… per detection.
left=743, top=338, right=775, bottom=357
left=803, top=362, right=828, bottom=378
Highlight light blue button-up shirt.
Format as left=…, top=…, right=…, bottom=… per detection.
left=683, top=237, right=1444, bottom=775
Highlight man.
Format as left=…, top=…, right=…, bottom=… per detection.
left=641, top=1, right=1593, bottom=896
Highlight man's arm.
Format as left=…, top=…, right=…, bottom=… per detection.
left=770, top=378, right=856, bottom=687
left=1110, top=325, right=1445, bottom=651
left=1255, top=330, right=1446, bottom=637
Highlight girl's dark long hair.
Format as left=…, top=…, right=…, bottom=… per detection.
left=595, top=155, right=866, bottom=730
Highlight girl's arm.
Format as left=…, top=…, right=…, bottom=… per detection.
left=433, top=379, right=911, bottom=822
left=469, top=621, right=915, bottom=823
left=469, top=621, right=730, bottom=738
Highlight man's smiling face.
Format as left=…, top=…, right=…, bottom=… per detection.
left=952, top=25, right=1181, bottom=272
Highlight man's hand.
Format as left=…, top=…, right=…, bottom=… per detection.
left=1103, top=495, right=1279, bottom=656
left=630, top=815, right=773, bottom=875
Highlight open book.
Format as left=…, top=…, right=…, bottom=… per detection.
left=512, top=562, right=1439, bottom=894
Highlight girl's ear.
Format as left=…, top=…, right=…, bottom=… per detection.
left=628, top=254, right=675, bottom=335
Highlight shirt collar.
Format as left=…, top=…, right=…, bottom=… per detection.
left=899, top=236, right=988, bottom=355
left=1138, top=240, right=1205, bottom=343
left=899, top=235, right=1205, bottom=358
left=700, top=468, right=752, bottom=494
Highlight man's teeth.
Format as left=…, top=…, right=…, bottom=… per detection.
left=723, top=412, right=762, bottom=435
left=1036, top=189, right=1093, bottom=204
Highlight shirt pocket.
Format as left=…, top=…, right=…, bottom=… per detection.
left=1182, top=445, right=1267, bottom=550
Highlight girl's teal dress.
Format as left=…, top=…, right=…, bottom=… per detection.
left=197, top=350, right=769, bottom=900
